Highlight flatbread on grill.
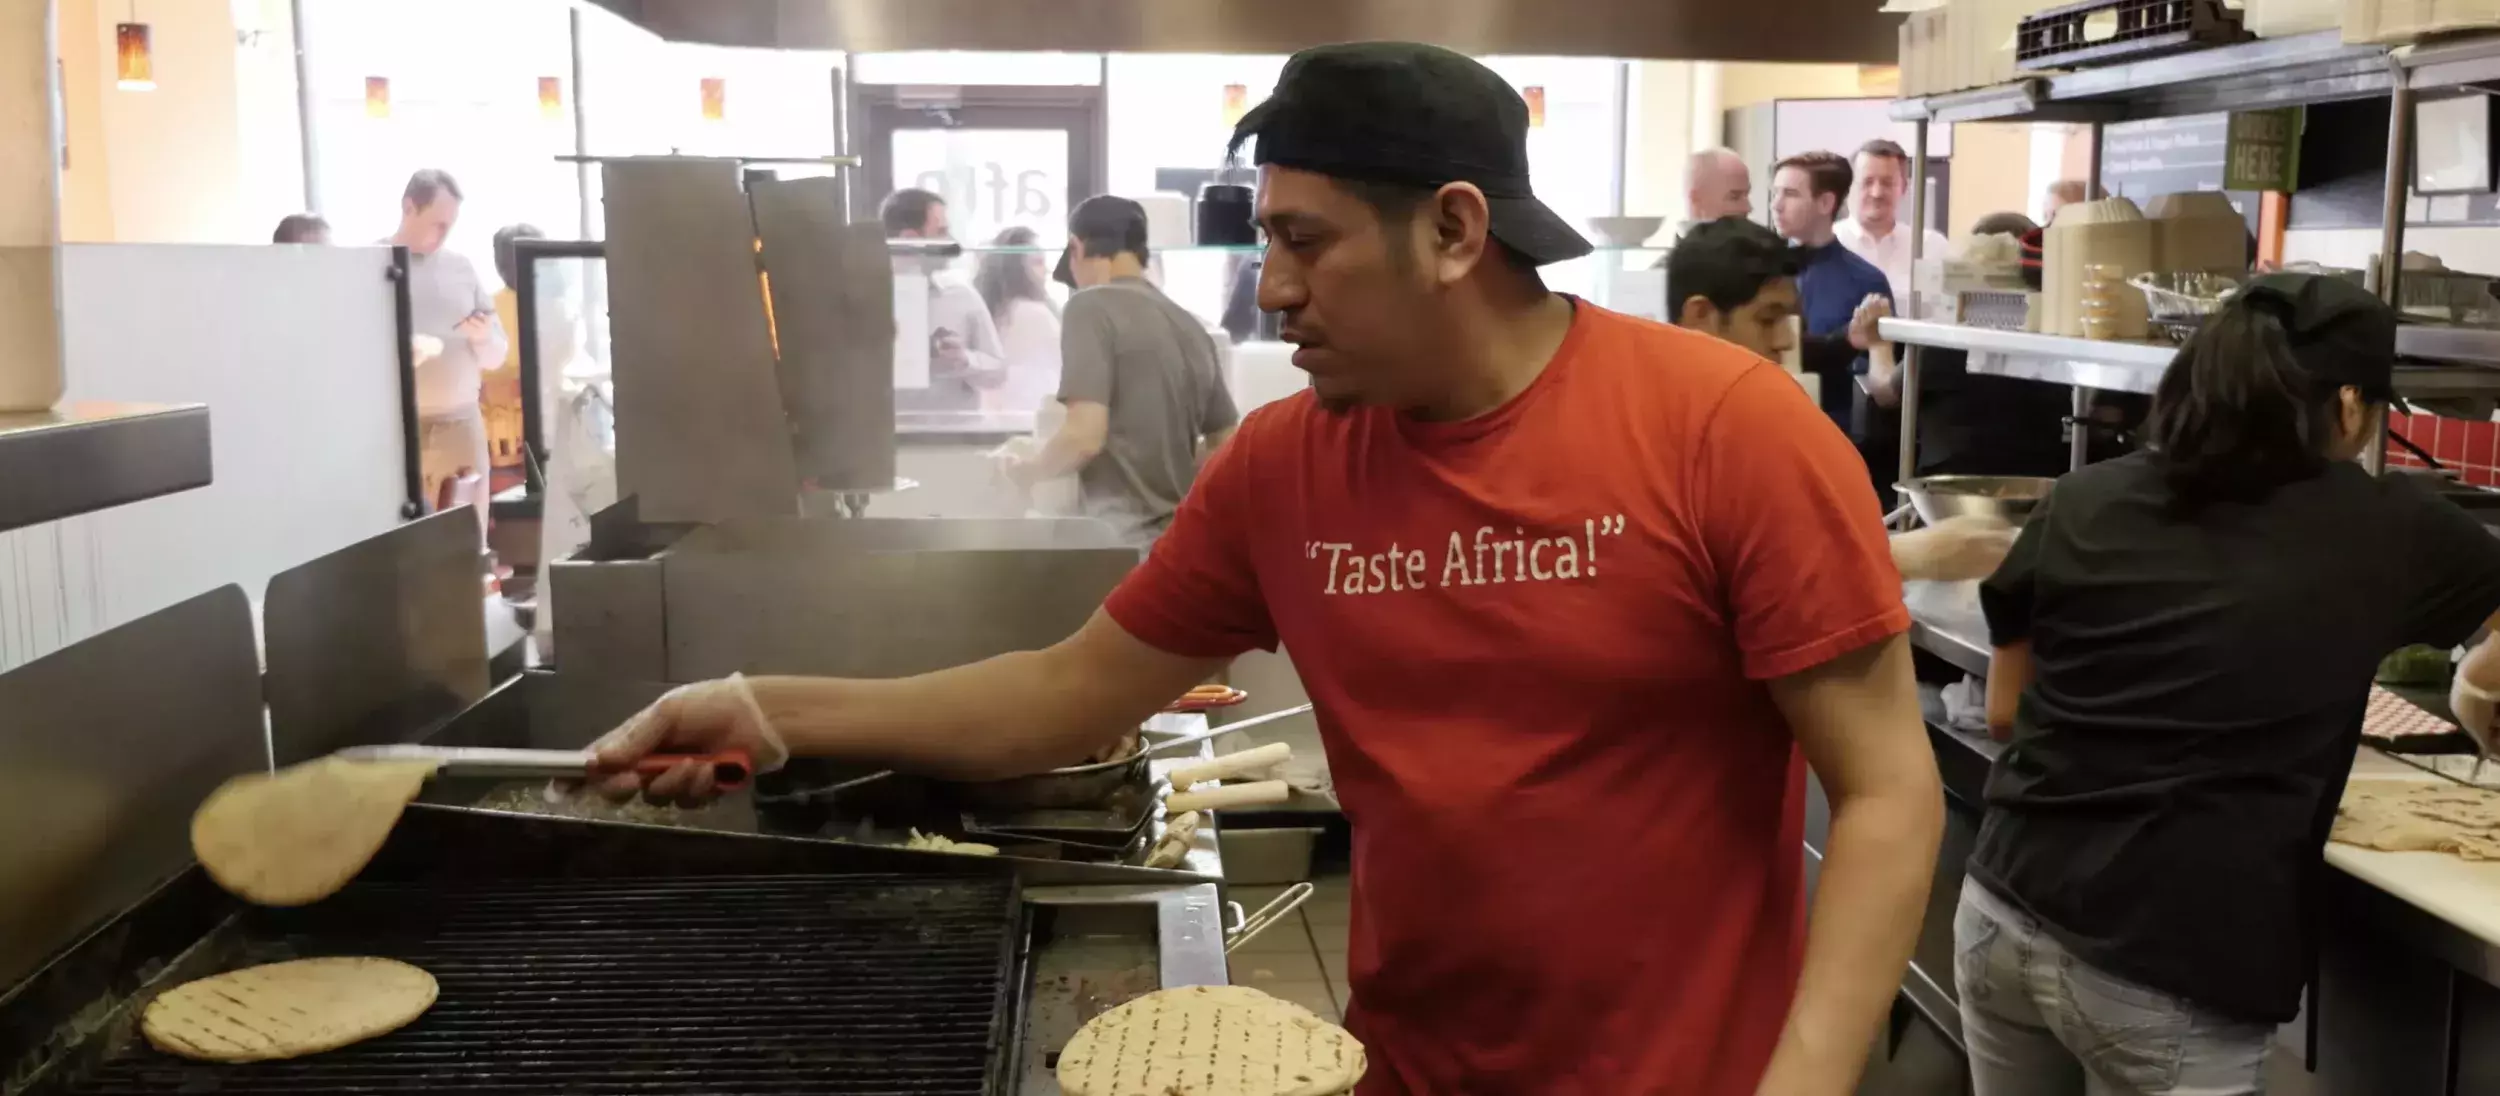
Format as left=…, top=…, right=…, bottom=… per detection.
left=2334, top=781, right=2500, bottom=860
left=1057, top=984, right=1365, bottom=1096
left=191, top=758, right=441, bottom=906
left=141, top=956, right=437, bottom=1062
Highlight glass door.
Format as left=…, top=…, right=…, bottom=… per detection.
left=852, top=85, right=1106, bottom=246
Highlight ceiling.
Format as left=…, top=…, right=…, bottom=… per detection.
left=583, top=0, right=1903, bottom=65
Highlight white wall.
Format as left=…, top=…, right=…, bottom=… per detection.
left=0, top=244, right=406, bottom=671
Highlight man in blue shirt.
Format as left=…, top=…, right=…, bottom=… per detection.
left=1771, top=152, right=1892, bottom=454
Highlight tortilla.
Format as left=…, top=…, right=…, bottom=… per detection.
left=141, top=956, right=436, bottom=1062
left=2333, top=781, right=2500, bottom=861
left=191, top=758, right=441, bottom=906
left=1058, top=984, right=1365, bottom=1096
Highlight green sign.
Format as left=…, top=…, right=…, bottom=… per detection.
left=2224, top=108, right=2303, bottom=193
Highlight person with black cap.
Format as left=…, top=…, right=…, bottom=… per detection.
left=584, top=42, right=1944, bottom=1096
left=1005, top=195, right=1238, bottom=545
left=1959, top=274, right=2500, bottom=1094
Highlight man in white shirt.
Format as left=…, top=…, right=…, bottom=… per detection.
left=882, top=188, right=1006, bottom=412
left=394, top=169, right=505, bottom=532
left=1837, top=139, right=1949, bottom=320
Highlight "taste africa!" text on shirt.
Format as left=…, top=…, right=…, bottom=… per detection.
left=1305, top=515, right=1628, bottom=595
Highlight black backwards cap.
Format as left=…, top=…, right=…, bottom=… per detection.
left=1226, top=41, right=1593, bottom=266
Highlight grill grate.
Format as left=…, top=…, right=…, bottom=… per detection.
left=63, top=874, right=1020, bottom=1096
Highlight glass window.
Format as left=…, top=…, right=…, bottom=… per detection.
left=892, top=129, right=1073, bottom=248
left=301, top=0, right=578, bottom=281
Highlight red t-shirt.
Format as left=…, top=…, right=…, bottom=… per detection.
left=1104, top=303, right=1908, bottom=1094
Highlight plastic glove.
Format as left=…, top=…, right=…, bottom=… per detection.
left=587, top=673, right=789, bottom=805
left=2452, top=675, right=2499, bottom=756
left=1891, top=515, right=2019, bottom=583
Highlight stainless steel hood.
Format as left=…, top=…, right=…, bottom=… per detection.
left=583, top=0, right=1901, bottom=64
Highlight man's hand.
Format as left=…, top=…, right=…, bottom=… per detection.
left=931, top=329, right=970, bottom=376
left=455, top=313, right=494, bottom=351
left=588, top=675, right=789, bottom=805
left=1891, top=515, right=2017, bottom=583
left=1847, top=294, right=1892, bottom=352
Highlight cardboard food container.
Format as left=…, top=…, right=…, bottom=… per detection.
left=2344, top=0, right=2500, bottom=44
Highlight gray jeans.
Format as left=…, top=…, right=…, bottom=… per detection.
left=1954, top=878, right=2274, bottom=1096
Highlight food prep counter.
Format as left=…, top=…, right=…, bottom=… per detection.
left=1861, top=579, right=2500, bottom=1096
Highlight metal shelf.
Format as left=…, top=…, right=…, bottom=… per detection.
left=1884, top=319, right=2500, bottom=400
left=1891, top=30, right=2500, bottom=126
left=1881, top=318, right=2173, bottom=395
left=1904, top=581, right=1991, bottom=679
left=1891, top=32, right=2393, bottom=125
left=0, top=403, right=211, bottom=533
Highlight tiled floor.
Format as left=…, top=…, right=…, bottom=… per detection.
left=1224, top=873, right=1352, bottom=1021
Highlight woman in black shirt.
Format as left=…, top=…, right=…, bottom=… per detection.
left=1960, top=274, right=2500, bottom=1095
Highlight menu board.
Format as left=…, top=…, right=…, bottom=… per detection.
left=2097, top=113, right=2262, bottom=234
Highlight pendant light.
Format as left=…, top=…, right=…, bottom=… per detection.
left=115, top=2, right=153, bottom=91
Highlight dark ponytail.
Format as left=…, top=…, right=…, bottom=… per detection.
left=2145, top=300, right=2342, bottom=511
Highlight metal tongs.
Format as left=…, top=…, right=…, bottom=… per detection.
left=1224, top=882, right=1316, bottom=954
left=332, top=744, right=757, bottom=791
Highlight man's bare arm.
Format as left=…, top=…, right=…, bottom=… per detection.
left=1026, top=400, right=1110, bottom=482
left=749, top=610, right=1223, bottom=781
left=1757, top=633, right=1943, bottom=1096
left=592, top=610, right=1226, bottom=802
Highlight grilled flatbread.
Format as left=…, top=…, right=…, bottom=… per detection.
left=1058, top=984, right=1365, bottom=1096
left=2334, top=781, right=2500, bottom=860
left=142, top=957, right=436, bottom=1062
left=191, top=758, right=440, bottom=906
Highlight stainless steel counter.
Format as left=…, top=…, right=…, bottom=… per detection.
left=897, top=408, right=1041, bottom=444
left=1904, top=579, right=1992, bottom=680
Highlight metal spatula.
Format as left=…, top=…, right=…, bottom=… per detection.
left=332, top=744, right=756, bottom=791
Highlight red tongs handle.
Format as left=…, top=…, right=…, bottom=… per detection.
left=628, top=749, right=754, bottom=791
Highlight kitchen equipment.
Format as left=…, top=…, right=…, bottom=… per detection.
left=1167, top=779, right=1293, bottom=813
left=798, top=703, right=1319, bottom=813
left=333, top=743, right=757, bottom=791
left=2016, top=0, right=2250, bottom=71
left=2044, top=197, right=2155, bottom=338
left=2132, top=271, right=2239, bottom=340
left=1224, top=882, right=1315, bottom=954
left=1137, top=192, right=1193, bottom=252
left=2147, top=191, right=2252, bottom=276
left=5, top=799, right=1232, bottom=1096
left=2080, top=263, right=2126, bottom=340
left=1166, top=686, right=1248, bottom=712
left=1169, top=741, right=1292, bottom=788
left=2346, top=0, right=2500, bottom=44
left=2393, top=256, right=2500, bottom=325
left=1195, top=183, right=1258, bottom=246
left=1585, top=215, right=1666, bottom=248
left=2242, top=0, right=2343, bottom=37
left=1898, top=475, right=2059, bottom=525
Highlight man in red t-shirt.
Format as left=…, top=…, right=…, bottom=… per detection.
left=592, top=43, right=1945, bottom=1096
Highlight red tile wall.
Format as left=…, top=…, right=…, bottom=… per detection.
left=2384, top=411, right=2500, bottom=485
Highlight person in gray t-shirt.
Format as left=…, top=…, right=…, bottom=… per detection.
left=1010, top=196, right=1238, bottom=545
